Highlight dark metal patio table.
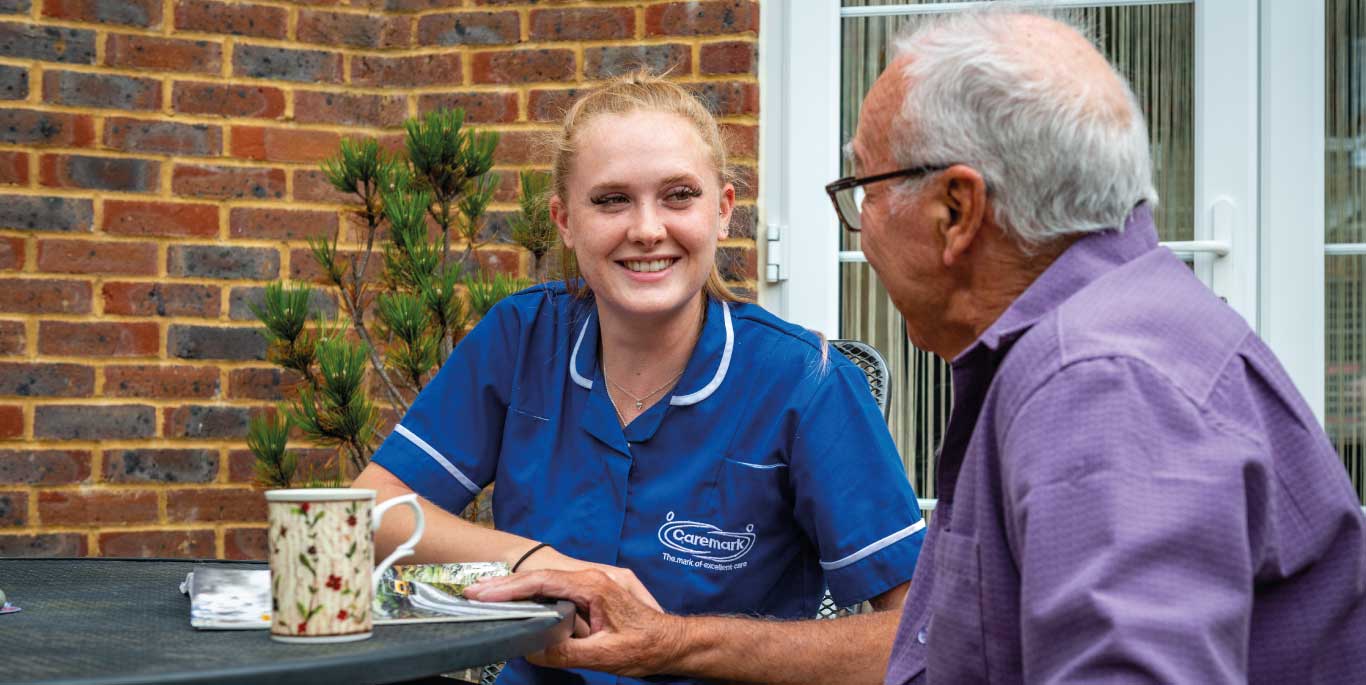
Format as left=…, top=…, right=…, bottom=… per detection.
left=0, top=558, right=575, bottom=685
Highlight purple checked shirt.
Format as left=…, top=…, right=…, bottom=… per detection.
left=886, top=205, right=1366, bottom=684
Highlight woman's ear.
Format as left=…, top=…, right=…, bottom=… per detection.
left=550, top=195, right=574, bottom=250
left=717, top=182, right=736, bottom=240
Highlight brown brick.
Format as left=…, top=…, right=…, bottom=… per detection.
left=0, top=362, right=93, bottom=397
left=224, top=526, right=266, bottom=560
left=39, top=154, right=159, bottom=193
left=0, top=236, right=22, bottom=270
left=472, top=49, right=575, bottom=84
left=39, top=321, right=160, bottom=357
left=0, top=109, right=96, bottom=147
left=0, top=278, right=91, bottom=314
left=103, top=448, right=218, bottom=483
left=417, top=91, right=517, bottom=124
left=174, top=0, right=287, bottom=40
left=36, top=239, right=157, bottom=276
left=163, top=404, right=252, bottom=439
left=35, top=404, right=156, bottom=440
left=228, top=207, right=337, bottom=241
left=351, top=52, right=461, bottom=89
left=474, top=247, right=521, bottom=277
left=0, top=405, right=19, bottom=439
left=227, top=367, right=299, bottom=401
left=43, top=0, right=162, bottom=28
left=584, top=44, right=691, bottom=80
left=229, top=285, right=336, bottom=321
left=0, top=64, right=27, bottom=100
left=690, top=81, right=759, bottom=117
left=0, top=492, right=26, bottom=526
left=293, top=169, right=355, bottom=205
left=528, top=87, right=582, bottom=123
left=289, top=247, right=382, bottom=284
left=492, top=130, right=548, bottom=166
left=0, top=195, right=93, bottom=233
left=42, top=70, right=160, bottom=111
left=230, top=126, right=340, bottom=164
left=0, top=320, right=23, bottom=354
left=0, top=151, right=28, bottom=186
left=102, top=200, right=219, bottom=238
left=39, top=489, right=157, bottom=525
left=0, top=449, right=92, bottom=484
left=172, top=82, right=285, bottom=119
left=0, top=23, right=96, bottom=64
left=646, top=1, right=758, bottom=37
left=105, top=117, right=221, bottom=157
left=106, top=34, right=221, bottom=74
left=728, top=203, right=756, bottom=240
left=298, top=9, right=409, bottom=49
left=717, top=245, right=756, bottom=281
left=228, top=446, right=335, bottom=484
left=732, top=163, right=757, bottom=199
left=168, top=245, right=279, bottom=280
left=99, top=529, right=215, bottom=558
left=174, top=164, right=285, bottom=200
left=294, top=91, right=406, bottom=129
left=721, top=123, right=757, bottom=158
left=417, top=11, right=519, bottom=47
left=168, top=487, right=263, bottom=522
left=105, top=365, right=219, bottom=399
left=0, top=532, right=87, bottom=557
left=103, top=282, right=220, bottom=318
left=530, top=7, right=633, bottom=41
left=490, top=169, right=519, bottom=202
left=233, top=44, right=342, bottom=84
left=701, top=40, right=756, bottom=75
left=169, top=324, right=265, bottom=361
left=0, top=1, right=28, bottom=15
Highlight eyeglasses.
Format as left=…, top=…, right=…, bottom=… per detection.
left=825, top=164, right=952, bottom=232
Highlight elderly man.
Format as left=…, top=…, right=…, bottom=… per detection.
left=468, top=10, right=1366, bottom=684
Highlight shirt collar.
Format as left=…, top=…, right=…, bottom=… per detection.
left=570, top=296, right=734, bottom=407
left=958, top=202, right=1160, bottom=363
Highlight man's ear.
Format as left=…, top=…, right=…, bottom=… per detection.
left=939, top=165, right=989, bottom=267
left=550, top=195, right=574, bottom=250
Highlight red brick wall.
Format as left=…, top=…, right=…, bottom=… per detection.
left=0, top=0, right=759, bottom=559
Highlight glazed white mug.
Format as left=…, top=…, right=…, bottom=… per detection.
left=265, top=488, right=424, bottom=643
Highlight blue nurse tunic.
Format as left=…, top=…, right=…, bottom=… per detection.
left=371, top=283, right=925, bottom=685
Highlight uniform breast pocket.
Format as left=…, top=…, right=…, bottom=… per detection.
left=719, top=458, right=792, bottom=526
left=926, top=528, right=991, bottom=683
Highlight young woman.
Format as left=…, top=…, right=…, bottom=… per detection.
left=354, top=73, right=925, bottom=685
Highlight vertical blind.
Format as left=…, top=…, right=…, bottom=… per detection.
left=838, top=0, right=1195, bottom=497
left=1326, top=0, right=1366, bottom=503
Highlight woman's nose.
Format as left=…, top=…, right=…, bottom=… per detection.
left=627, top=211, right=666, bottom=246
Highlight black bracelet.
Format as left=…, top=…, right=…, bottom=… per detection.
left=512, top=542, right=550, bottom=573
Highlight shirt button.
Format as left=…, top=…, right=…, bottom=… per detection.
left=916, top=627, right=928, bottom=645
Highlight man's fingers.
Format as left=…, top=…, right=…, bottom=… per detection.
left=465, top=569, right=609, bottom=606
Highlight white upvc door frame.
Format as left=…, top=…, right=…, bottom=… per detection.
left=760, top=0, right=1326, bottom=419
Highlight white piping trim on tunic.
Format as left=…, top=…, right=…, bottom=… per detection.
left=670, top=302, right=733, bottom=406
left=570, top=314, right=594, bottom=390
left=393, top=424, right=480, bottom=495
left=819, top=518, right=927, bottom=571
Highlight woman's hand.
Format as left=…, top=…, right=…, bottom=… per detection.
left=514, top=545, right=663, bottom=612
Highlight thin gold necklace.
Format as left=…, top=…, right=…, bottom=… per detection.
left=607, top=367, right=686, bottom=411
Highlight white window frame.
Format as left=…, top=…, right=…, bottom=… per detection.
left=758, top=0, right=1329, bottom=421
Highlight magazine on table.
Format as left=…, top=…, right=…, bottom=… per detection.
left=181, top=562, right=559, bottom=630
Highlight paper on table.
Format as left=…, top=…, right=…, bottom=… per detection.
left=182, top=563, right=558, bottom=630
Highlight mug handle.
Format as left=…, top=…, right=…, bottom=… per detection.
left=371, top=493, right=425, bottom=594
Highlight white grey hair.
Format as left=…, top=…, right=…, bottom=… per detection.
left=890, top=8, right=1158, bottom=248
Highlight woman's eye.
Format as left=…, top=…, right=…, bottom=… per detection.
left=590, top=194, right=628, bottom=206
left=665, top=186, right=702, bottom=203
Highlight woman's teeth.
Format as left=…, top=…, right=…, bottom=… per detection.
left=623, top=259, right=674, bottom=273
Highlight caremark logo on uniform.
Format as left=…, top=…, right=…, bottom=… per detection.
left=657, top=512, right=754, bottom=571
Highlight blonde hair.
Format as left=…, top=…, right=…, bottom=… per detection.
left=550, top=71, right=746, bottom=303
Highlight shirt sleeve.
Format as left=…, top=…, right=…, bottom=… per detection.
left=1002, top=357, right=1253, bottom=684
left=788, top=360, right=925, bottom=607
left=369, top=297, right=523, bottom=515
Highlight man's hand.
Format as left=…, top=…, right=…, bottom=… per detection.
left=466, top=569, right=684, bottom=677
left=513, top=546, right=663, bottom=612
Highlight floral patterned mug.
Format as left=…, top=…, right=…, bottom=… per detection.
left=265, top=488, right=424, bottom=643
